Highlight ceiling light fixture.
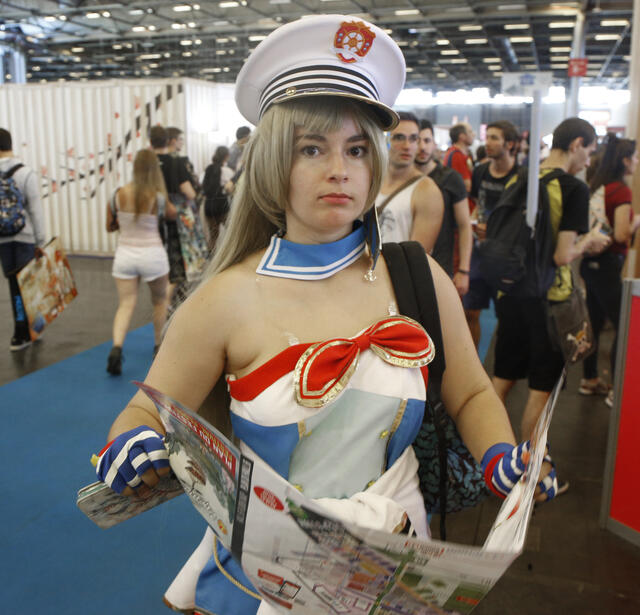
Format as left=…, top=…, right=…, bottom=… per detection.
left=504, top=24, right=529, bottom=30
left=594, top=34, right=621, bottom=40
left=600, top=19, right=629, bottom=27
left=441, top=49, right=460, bottom=55
left=509, top=36, right=533, bottom=43
left=549, top=21, right=575, bottom=28
left=395, top=9, right=420, bottom=16
left=483, top=57, right=501, bottom=63
left=436, top=39, right=449, bottom=45
left=219, top=1, right=239, bottom=7
left=173, top=4, right=193, bottom=11
left=132, top=26, right=146, bottom=32
left=550, top=46, right=572, bottom=52
left=86, top=12, right=100, bottom=19
left=550, top=35, right=572, bottom=41
left=459, top=25, right=482, bottom=31
left=465, top=38, right=488, bottom=44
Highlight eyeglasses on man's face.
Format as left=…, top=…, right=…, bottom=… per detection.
left=390, top=133, right=419, bottom=144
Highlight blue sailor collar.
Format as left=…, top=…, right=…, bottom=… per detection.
left=256, top=222, right=368, bottom=280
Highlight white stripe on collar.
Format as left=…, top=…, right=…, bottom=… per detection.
left=256, top=224, right=367, bottom=280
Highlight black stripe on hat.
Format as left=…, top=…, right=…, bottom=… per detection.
left=261, top=77, right=376, bottom=114
left=261, top=72, right=379, bottom=110
left=261, top=63, right=380, bottom=103
left=260, top=82, right=380, bottom=118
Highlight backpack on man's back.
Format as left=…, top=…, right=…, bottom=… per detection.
left=0, top=163, right=26, bottom=237
left=478, top=167, right=564, bottom=297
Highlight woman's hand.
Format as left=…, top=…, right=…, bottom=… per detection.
left=96, top=426, right=171, bottom=497
left=482, top=442, right=559, bottom=502
left=534, top=455, right=559, bottom=502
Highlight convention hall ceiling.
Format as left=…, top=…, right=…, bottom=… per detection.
left=0, top=1, right=634, bottom=92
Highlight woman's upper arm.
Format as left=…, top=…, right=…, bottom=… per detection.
left=110, top=277, right=232, bottom=441
left=429, top=256, right=515, bottom=457
left=146, top=283, right=229, bottom=411
left=613, top=204, right=632, bottom=243
left=428, top=256, right=488, bottom=415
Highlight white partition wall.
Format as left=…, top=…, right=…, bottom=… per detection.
left=0, top=78, right=238, bottom=254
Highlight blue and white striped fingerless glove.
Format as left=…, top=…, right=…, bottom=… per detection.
left=481, top=442, right=559, bottom=501
left=481, top=442, right=529, bottom=498
left=96, top=426, right=169, bottom=494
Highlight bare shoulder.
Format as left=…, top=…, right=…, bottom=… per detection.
left=413, top=175, right=442, bottom=203
left=182, top=251, right=264, bottom=330
left=413, top=176, right=444, bottom=215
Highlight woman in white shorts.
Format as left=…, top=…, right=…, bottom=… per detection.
left=106, top=149, right=176, bottom=375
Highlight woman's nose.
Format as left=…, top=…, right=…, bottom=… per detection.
left=328, top=152, right=348, bottom=181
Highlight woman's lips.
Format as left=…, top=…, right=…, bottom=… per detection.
left=321, top=193, right=351, bottom=204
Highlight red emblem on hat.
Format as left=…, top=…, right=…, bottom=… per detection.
left=334, top=21, right=376, bottom=64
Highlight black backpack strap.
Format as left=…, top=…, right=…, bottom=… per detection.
left=383, top=241, right=451, bottom=539
left=2, top=163, right=24, bottom=179
left=384, top=241, right=446, bottom=382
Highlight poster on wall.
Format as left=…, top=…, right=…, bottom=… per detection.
left=16, top=236, right=78, bottom=340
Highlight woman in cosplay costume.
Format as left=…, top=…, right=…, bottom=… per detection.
left=95, top=15, right=558, bottom=615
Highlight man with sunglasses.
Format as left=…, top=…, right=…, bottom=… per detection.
left=376, top=112, right=444, bottom=253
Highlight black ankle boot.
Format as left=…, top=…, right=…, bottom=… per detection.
left=107, top=346, right=123, bottom=375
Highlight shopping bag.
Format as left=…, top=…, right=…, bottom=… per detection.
left=171, top=194, right=209, bottom=282
left=546, top=284, right=595, bottom=364
left=16, top=237, right=78, bottom=340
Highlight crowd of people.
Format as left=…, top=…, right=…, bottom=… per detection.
left=1, top=12, right=638, bottom=615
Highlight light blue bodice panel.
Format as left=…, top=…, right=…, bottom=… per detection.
left=230, top=389, right=424, bottom=498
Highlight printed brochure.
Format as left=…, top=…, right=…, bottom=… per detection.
left=78, top=373, right=564, bottom=613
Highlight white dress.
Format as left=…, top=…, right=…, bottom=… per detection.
left=165, top=314, right=434, bottom=614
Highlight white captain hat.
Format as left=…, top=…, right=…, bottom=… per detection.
left=234, top=14, right=406, bottom=130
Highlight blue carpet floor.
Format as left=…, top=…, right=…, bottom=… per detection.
left=0, top=324, right=202, bottom=614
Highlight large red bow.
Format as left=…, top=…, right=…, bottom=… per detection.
left=294, top=316, right=434, bottom=408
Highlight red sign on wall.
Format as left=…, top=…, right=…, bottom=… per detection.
left=568, top=58, right=588, bottom=77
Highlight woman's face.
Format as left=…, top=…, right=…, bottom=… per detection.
left=286, top=115, right=372, bottom=243
left=624, top=150, right=639, bottom=176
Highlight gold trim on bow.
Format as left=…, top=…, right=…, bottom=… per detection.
left=293, top=315, right=434, bottom=408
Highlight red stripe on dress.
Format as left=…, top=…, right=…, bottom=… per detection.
left=420, top=365, right=430, bottom=391
left=227, top=343, right=312, bottom=401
